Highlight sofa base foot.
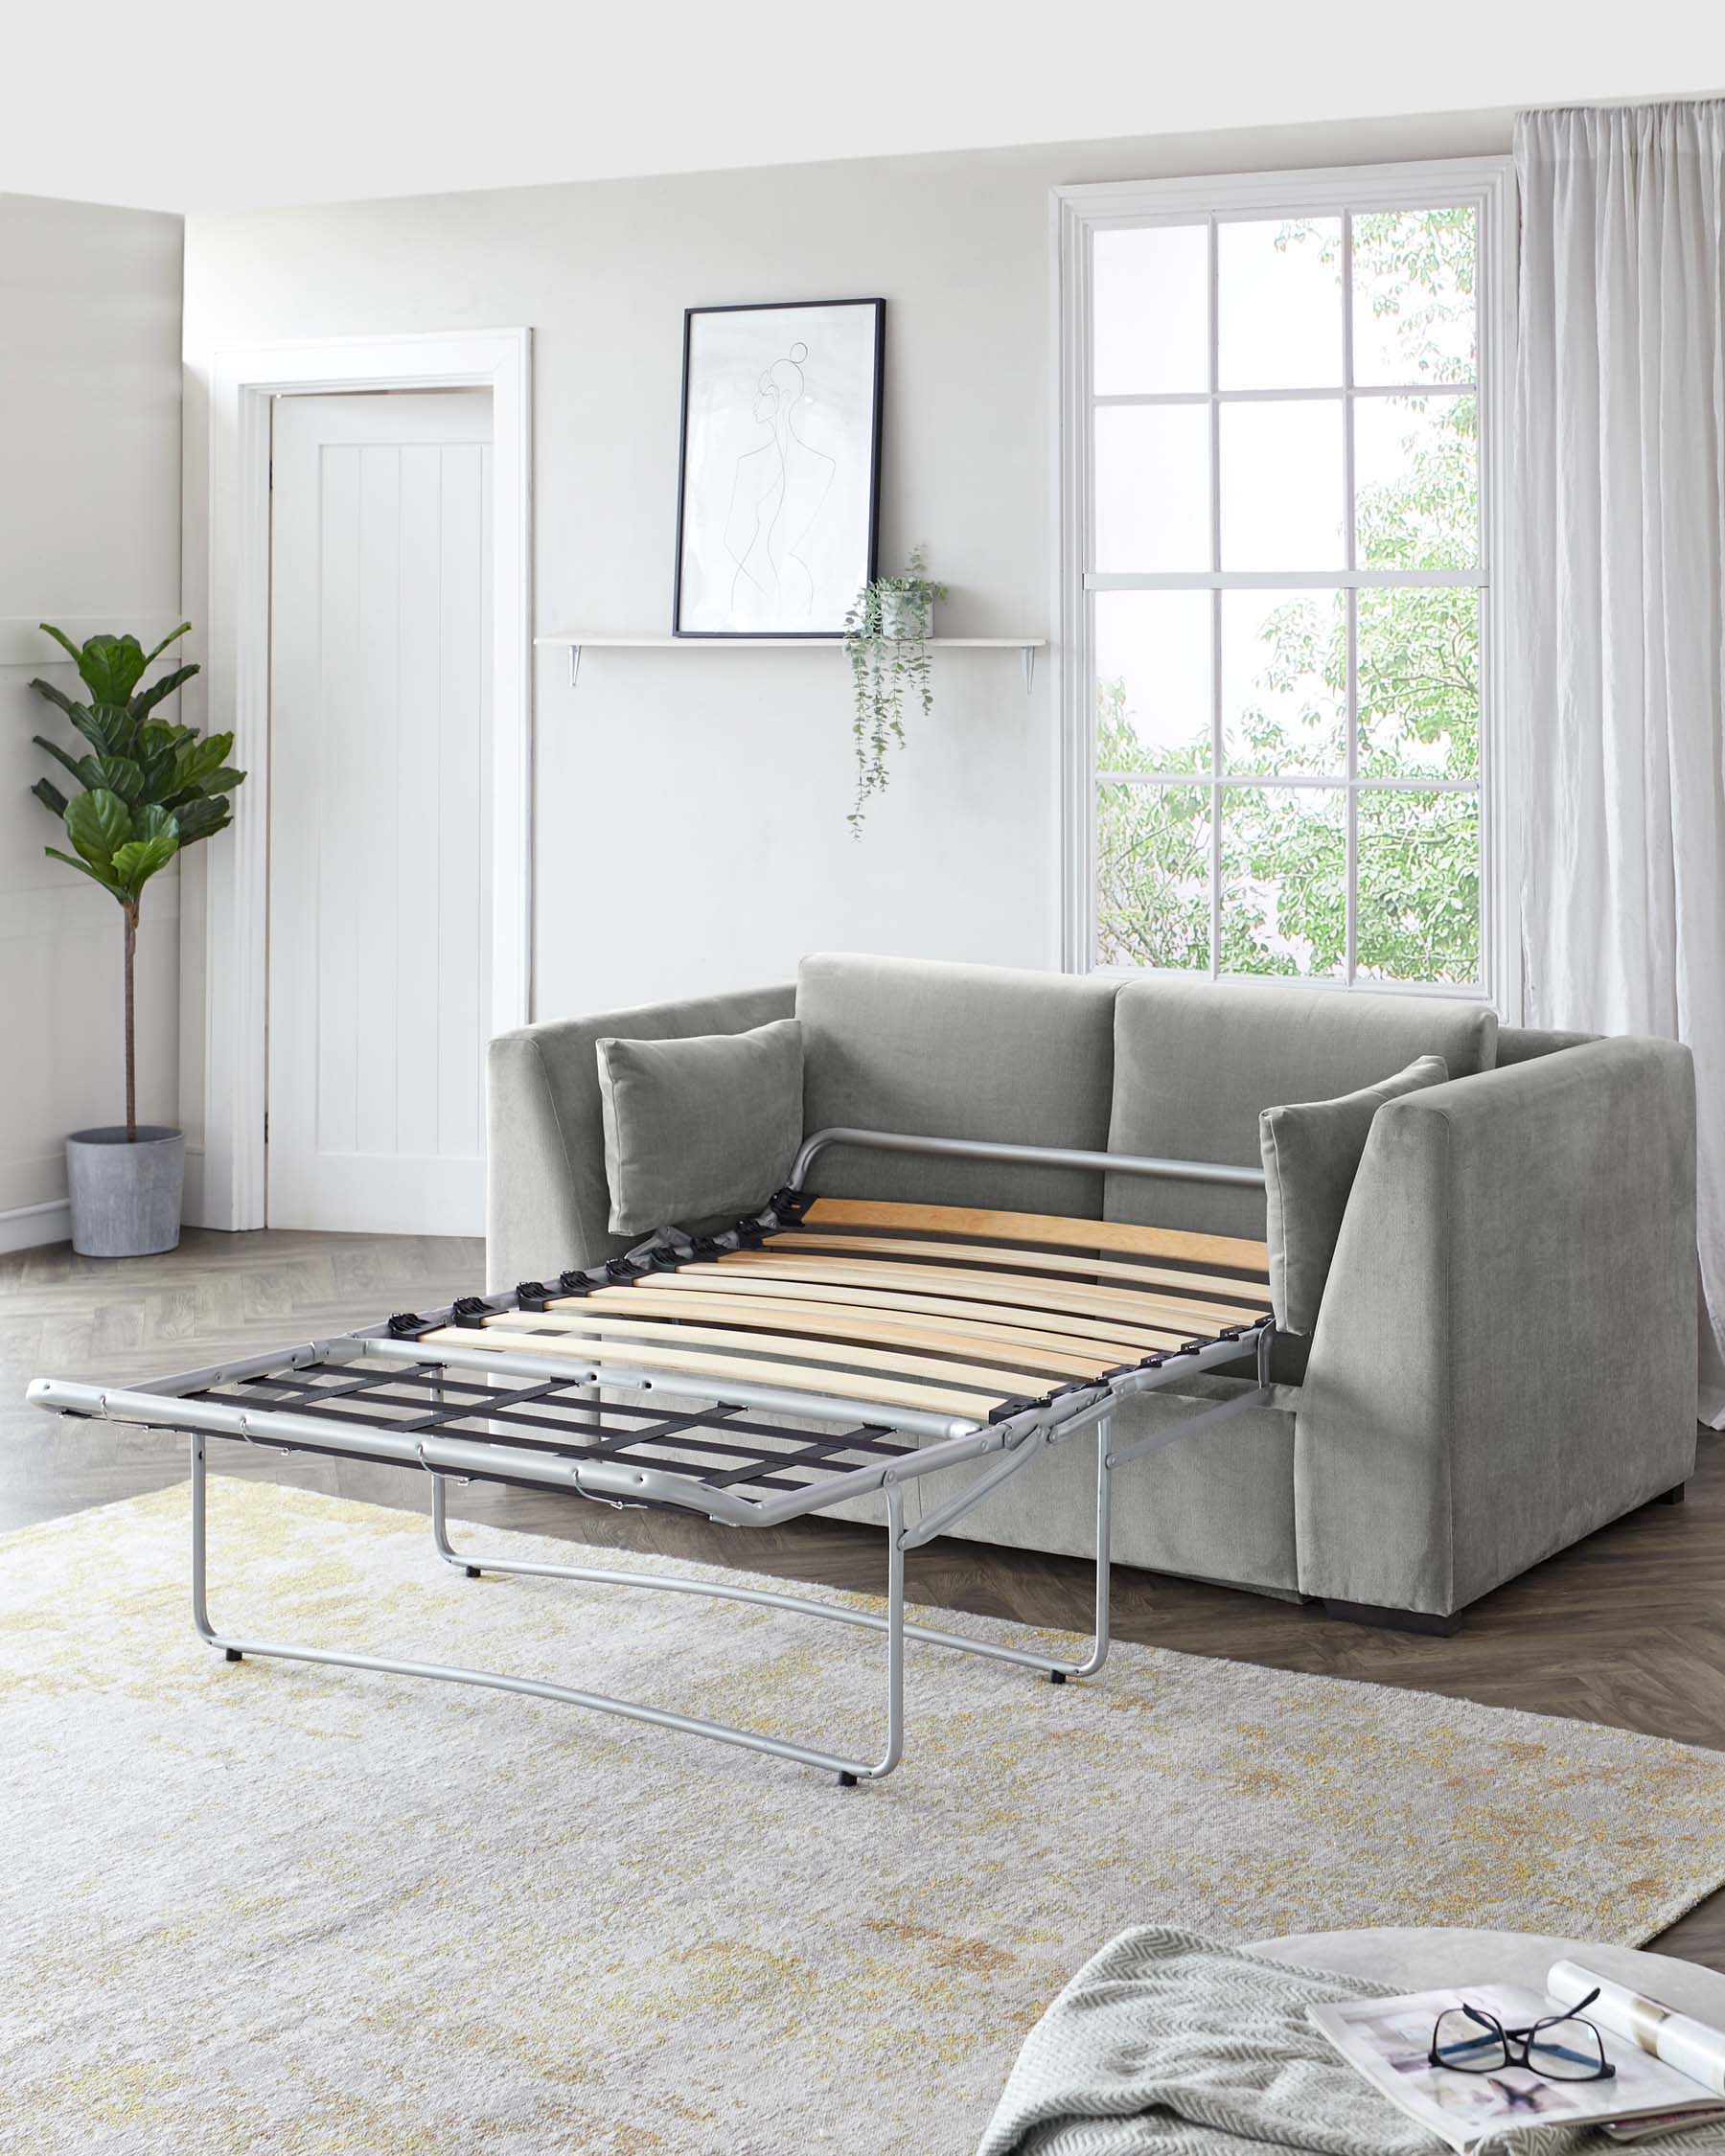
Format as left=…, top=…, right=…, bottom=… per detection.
left=1653, top=1482, right=1687, bottom=1506
left=1322, top=1598, right=1460, bottom=1638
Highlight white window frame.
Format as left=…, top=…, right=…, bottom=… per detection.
left=1051, top=156, right=1518, bottom=1010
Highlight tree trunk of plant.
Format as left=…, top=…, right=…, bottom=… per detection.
left=123, top=901, right=138, bottom=1144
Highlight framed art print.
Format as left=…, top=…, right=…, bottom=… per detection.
left=673, top=298, right=885, bottom=636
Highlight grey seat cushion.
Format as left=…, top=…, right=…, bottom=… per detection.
left=796, top=953, right=1121, bottom=1217
left=596, top=1018, right=803, bottom=1234
left=1261, top=1054, right=1449, bottom=1333
left=1106, top=977, right=1499, bottom=1242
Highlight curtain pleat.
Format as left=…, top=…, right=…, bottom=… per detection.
left=1513, top=101, right=1725, bottom=1422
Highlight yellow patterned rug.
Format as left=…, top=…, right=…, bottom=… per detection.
left=6, top=1478, right=1725, bottom=2155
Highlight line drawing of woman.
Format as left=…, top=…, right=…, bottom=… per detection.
left=721, top=339, right=837, bottom=621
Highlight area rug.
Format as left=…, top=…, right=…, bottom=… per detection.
left=6, top=1480, right=1725, bottom=2156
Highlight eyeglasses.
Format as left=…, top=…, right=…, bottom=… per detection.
left=1429, top=1988, right=1616, bottom=2083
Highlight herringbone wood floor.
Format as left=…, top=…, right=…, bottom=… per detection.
left=6, top=1228, right=1722, bottom=1967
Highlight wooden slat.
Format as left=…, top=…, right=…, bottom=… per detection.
left=766, top=1230, right=1272, bottom=1308
left=416, top=1326, right=1003, bottom=1417
left=803, top=1197, right=1269, bottom=1276
left=569, top=1289, right=1123, bottom=1376
left=628, top=1273, right=1190, bottom=1353
left=477, top=1309, right=1059, bottom=1392
left=713, top=1251, right=1270, bottom=1332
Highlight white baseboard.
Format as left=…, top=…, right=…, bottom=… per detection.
left=0, top=1198, right=70, bottom=1255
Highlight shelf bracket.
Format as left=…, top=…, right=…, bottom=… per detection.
left=568, top=644, right=582, bottom=690
left=1022, top=646, right=1036, bottom=696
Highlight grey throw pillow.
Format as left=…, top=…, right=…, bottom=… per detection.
left=1259, top=1054, right=1449, bottom=1335
left=596, top=1019, right=804, bottom=1235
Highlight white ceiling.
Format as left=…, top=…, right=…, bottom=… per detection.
left=7, top=0, right=1721, bottom=216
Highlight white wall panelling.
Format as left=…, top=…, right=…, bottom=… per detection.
left=0, top=194, right=183, bottom=1250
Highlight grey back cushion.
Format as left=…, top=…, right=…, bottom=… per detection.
left=596, top=1018, right=804, bottom=1235
left=1496, top=1022, right=1600, bottom=1066
left=1260, top=1053, right=1450, bottom=1333
left=1105, top=977, right=1499, bottom=1242
left=796, top=952, right=1121, bottom=1217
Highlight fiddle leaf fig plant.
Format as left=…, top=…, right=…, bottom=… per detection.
left=841, top=546, right=947, bottom=836
left=28, top=622, right=245, bottom=1140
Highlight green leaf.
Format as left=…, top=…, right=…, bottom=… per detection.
left=75, top=633, right=149, bottom=706
left=136, top=721, right=190, bottom=799
left=29, top=676, right=81, bottom=720
left=133, top=803, right=178, bottom=843
left=77, top=754, right=145, bottom=804
left=141, top=622, right=193, bottom=669
left=109, top=831, right=179, bottom=894
left=170, top=797, right=228, bottom=845
left=172, top=731, right=237, bottom=793
left=130, top=664, right=199, bottom=723
left=56, top=700, right=134, bottom=758
left=136, top=746, right=179, bottom=803
left=201, top=768, right=246, bottom=794
left=32, top=686, right=127, bottom=755
left=31, top=734, right=84, bottom=782
left=45, top=845, right=123, bottom=898
left=171, top=794, right=231, bottom=843
left=140, top=720, right=194, bottom=750
left=63, top=789, right=132, bottom=871
left=31, top=776, right=69, bottom=818
left=36, top=623, right=85, bottom=667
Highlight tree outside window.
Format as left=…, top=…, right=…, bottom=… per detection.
left=1091, top=203, right=1486, bottom=988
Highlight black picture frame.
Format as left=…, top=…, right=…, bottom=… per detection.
left=672, top=297, right=885, bottom=638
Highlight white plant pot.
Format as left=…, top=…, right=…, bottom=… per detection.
left=878, top=590, right=932, bottom=641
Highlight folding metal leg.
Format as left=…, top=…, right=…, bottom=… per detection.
left=1067, top=1419, right=1113, bottom=1680
left=191, top=1434, right=908, bottom=1783
left=427, top=1471, right=1081, bottom=1683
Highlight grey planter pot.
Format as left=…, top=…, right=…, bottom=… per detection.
left=65, top=1126, right=185, bottom=1258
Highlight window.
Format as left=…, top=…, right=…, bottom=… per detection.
left=1057, top=161, right=1512, bottom=998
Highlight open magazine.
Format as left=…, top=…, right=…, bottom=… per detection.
left=1308, top=1978, right=1725, bottom=2152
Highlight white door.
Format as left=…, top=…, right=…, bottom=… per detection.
left=267, top=391, right=493, bottom=1233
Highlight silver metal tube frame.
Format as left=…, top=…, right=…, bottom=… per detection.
left=789, top=1125, right=1268, bottom=1192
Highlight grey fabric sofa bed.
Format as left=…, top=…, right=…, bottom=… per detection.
left=487, top=952, right=1697, bottom=1631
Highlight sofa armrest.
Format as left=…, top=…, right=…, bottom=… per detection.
left=1295, top=1036, right=1696, bottom=1616
left=486, top=983, right=794, bottom=1290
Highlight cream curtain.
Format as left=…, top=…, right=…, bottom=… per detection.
left=1513, top=101, right=1725, bottom=1422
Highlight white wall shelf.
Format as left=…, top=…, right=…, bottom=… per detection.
left=536, top=633, right=1047, bottom=692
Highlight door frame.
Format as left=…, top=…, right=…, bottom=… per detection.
left=197, top=327, right=531, bottom=1231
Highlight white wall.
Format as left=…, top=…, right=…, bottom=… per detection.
left=0, top=195, right=183, bottom=1250
left=177, top=105, right=1510, bottom=1208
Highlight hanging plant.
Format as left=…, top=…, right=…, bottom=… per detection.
left=841, top=547, right=947, bottom=836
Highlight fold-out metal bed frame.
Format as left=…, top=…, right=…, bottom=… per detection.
left=28, top=1128, right=1275, bottom=1784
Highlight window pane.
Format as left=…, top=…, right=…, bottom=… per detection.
left=1220, top=786, right=1346, bottom=976
left=1094, top=404, right=1212, bottom=572
left=1218, top=218, right=1343, bottom=390
left=1357, top=586, right=1479, bottom=780
left=1095, top=591, right=1212, bottom=774
left=1219, top=401, right=1345, bottom=569
left=1222, top=588, right=1346, bottom=775
left=1093, top=224, right=1209, bottom=396
left=1095, top=783, right=1211, bottom=970
left=1352, top=207, right=1477, bottom=386
left=1354, top=392, right=1477, bottom=569
left=1356, top=789, right=1481, bottom=984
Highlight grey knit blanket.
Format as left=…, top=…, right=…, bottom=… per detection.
left=976, top=1928, right=1725, bottom=2156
